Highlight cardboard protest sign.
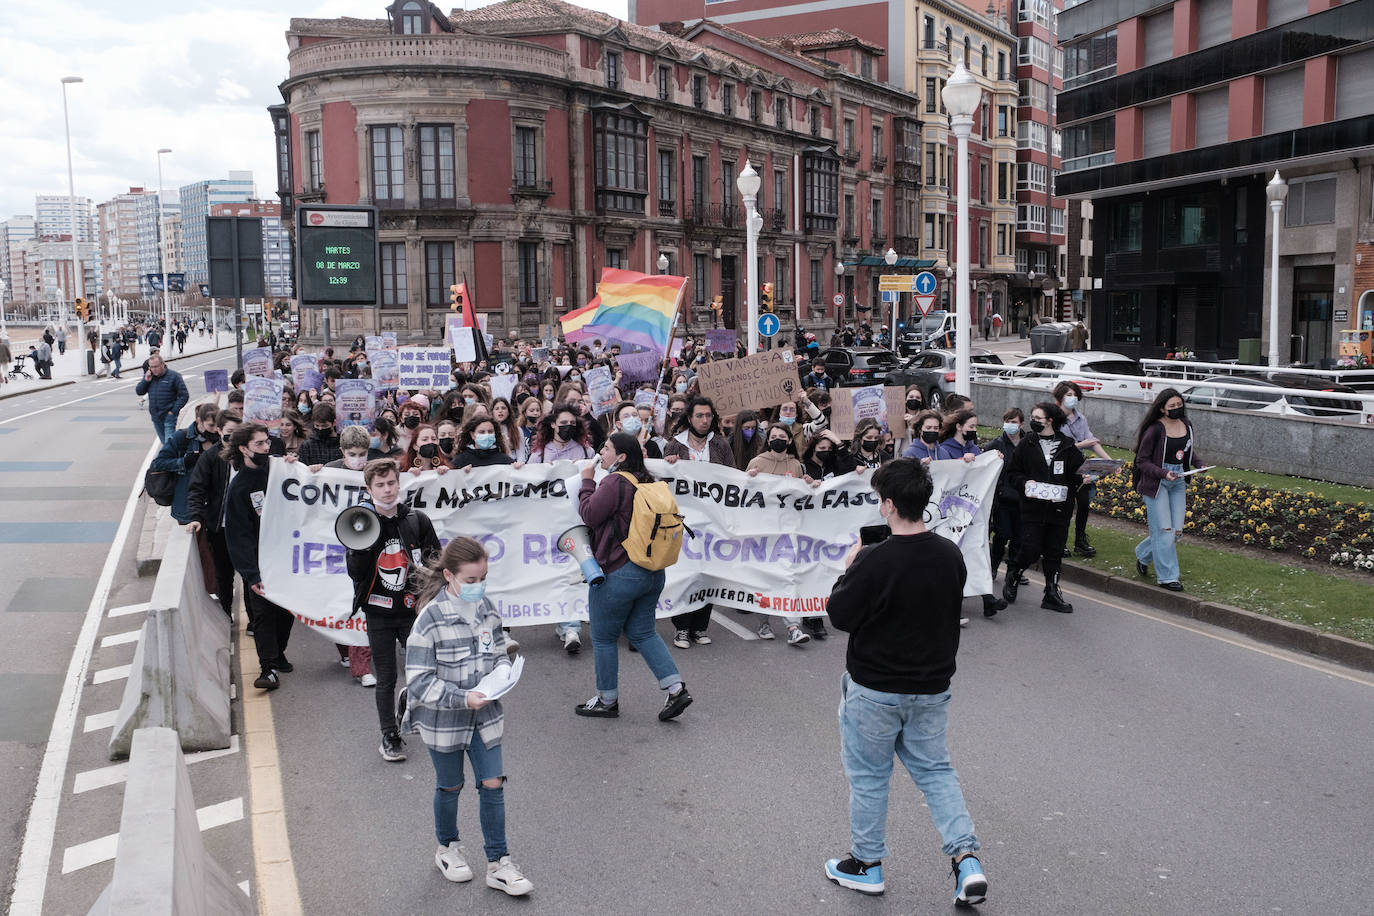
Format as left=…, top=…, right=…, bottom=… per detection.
left=243, top=376, right=284, bottom=423
left=531, top=347, right=549, bottom=364
left=584, top=365, right=618, bottom=415
left=203, top=369, right=229, bottom=393
left=489, top=373, right=517, bottom=404
left=617, top=350, right=662, bottom=386
left=334, top=379, right=375, bottom=432
left=397, top=347, right=451, bottom=389
left=693, top=349, right=799, bottom=417
left=449, top=321, right=477, bottom=363
left=368, top=349, right=400, bottom=389
left=242, top=347, right=273, bottom=379
left=829, top=385, right=909, bottom=438
left=706, top=329, right=736, bottom=353
left=365, top=335, right=384, bottom=352
left=302, top=368, right=324, bottom=393
left=381, top=331, right=398, bottom=349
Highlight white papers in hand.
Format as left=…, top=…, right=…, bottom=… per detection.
left=472, top=656, right=524, bottom=701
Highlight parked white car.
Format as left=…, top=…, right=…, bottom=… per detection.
left=985, top=351, right=1155, bottom=398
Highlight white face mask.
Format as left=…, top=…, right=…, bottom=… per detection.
left=344, top=454, right=367, bottom=471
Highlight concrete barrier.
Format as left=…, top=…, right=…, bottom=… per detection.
left=971, top=380, right=1374, bottom=488
left=108, top=525, right=232, bottom=759
left=87, top=727, right=250, bottom=916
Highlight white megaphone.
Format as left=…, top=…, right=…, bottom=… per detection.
left=335, top=503, right=382, bottom=550
left=557, top=525, right=605, bottom=586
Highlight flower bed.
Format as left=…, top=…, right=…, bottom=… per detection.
left=1092, top=466, right=1374, bottom=575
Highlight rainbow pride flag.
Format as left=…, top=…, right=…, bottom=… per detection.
left=559, top=296, right=600, bottom=343
left=581, top=268, right=687, bottom=353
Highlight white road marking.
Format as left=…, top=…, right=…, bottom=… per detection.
left=73, top=737, right=240, bottom=795
left=107, top=602, right=151, bottom=618
left=91, top=664, right=131, bottom=685
left=82, top=710, right=119, bottom=733
left=9, top=439, right=159, bottom=915
left=99, top=630, right=141, bottom=648
left=712, top=612, right=760, bottom=641
left=239, top=881, right=251, bottom=897
left=59, top=797, right=244, bottom=874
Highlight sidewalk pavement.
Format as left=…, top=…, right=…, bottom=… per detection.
left=0, top=327, right=242, bottom=401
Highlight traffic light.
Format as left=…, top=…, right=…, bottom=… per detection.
left=74, top=298, right=87, bottom=321
left=760, top=282, right=774, bottom=313
left=449, top=283, right=463, bottom=311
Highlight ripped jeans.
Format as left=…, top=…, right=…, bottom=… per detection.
left=428, top=738, right=507, bottom=861
left=1135, top=466, right=1187, bottom=584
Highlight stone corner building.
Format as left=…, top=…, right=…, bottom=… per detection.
left=271, top=0, right=926, bottom=343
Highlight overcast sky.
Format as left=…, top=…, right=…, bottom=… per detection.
left=0, top=0, right=629, bottom=221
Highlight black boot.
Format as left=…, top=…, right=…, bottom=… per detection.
left=1002, top=567, right=1022, bottom=604
left=982, top=594, right=1006, bottom=617
left=1074, top=535, right=1096, bottom=558
left=1041, top=573, right=1073, bottom=613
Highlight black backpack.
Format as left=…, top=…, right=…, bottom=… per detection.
left=144, top=467, right=178, bottom=506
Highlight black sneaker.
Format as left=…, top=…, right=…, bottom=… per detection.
left=272, top=656, right=293, bottom=673
left=379, top=730, right=406, bottom=762
left=575, top=695, right=619, bottom=718
left=982, top=595, right=1007, bottom=617
left=1074, top=539, right=1097, bottom=558
left=804, top=618, right=829, bottom=640
left=658, top=685, right=692, bottom=721
left=253, top=670, right=279, bottom=691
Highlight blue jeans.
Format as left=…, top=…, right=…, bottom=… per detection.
left=156, top=414, right=177, bottom=444
left=1136, top=471, right=1187, bottom=584
left=589, top=561, right=681, bottom=703
left=838, top=673, right=979, bottom=863
left=427, top=738, right=507, bottom=862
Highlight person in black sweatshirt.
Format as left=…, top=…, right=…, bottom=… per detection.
left=223, top=422, right=296, bottom=691
left=822, top=458, right=988, bottom=908
left=344, top=457, right=441, bottom=763
left=185, top=409, right=241, bottom=620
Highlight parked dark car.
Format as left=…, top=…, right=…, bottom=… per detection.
left=887, top=348, right=1004, bottom=410
left=817, top=347, right=901, bottom=387
left=1182, top=372, right=1363, bottom=419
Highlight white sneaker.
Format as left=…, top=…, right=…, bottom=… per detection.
left=691, top=631, right=712, bottom=645
left=339, top=657, right=351, bottom=668
left=359, top=673, right=377, bottom=687
left=959, top=617, right=970, bottom=628
left=562, top=629, right=581, bottom=654
left=486, top=856, right=533, bottom=896
left=435, top=842, right=472, bottom=883
left=786, top=626, right=811, bottom=646
left=757, top=622, right=776, bottom=640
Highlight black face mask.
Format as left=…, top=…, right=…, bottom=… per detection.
left=920, top=430, right=940, bottom=444
left=417, top=443, right=439, bottom=459
left=1029, top=419, right=1046, bottom=433
left=438, top=437, right=456, bottom=453
left=815, top=450, right=833, bottom=463
left=202, top=431, right=220, bottom=444
left=767, top=439, right=789, bottom=454
left=906, top=398, right=922, bottom=411
left=403, top=416, right=421, bottom=429
left=1165, top=407, right=1184, bottom=420
left=314, top=428, right=334, bottom=439
left=556, top=424, right=576, bottom=441
left=861, top=438, right=880, bottom=451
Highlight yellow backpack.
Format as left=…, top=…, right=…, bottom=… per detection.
left=615, top=471, right=690, bottom=571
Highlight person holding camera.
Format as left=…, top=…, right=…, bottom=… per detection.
left=823, top=458, right=988, bottom=907
left=345, top=458, right=442, bottom=762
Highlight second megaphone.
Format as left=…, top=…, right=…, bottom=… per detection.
left=557, top=525, right=605, bottom=586
left=335, top=503, right=382, bottom=550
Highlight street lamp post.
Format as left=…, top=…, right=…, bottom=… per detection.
left=0, top=279, right=7, bottom=335
left=60, top=75, right=85, bottom=366
left=657, top=252, right=669, bottom=274
left=942, top=62, right=981, bottom=396
left=737, top=161, right=762, bottom=353
left=884, top=247, right=898, bottom=348
left=1266, top=170, right=1288, bottom=367
left=156, top=148, right=174, bottom=344
left=834, top=258, right=846, bottom=327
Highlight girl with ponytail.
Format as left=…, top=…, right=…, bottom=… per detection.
left=403, top=537, right=534, bottom=897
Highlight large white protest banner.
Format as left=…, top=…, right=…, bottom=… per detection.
left=259, top=454, right=999, bottom=644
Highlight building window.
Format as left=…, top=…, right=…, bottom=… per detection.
left=775, top=95, right=787, bottom=127
left=1109, top=202, right=1143, bottom=252
left=1018, top=79, right=1050, bottom=110
left=605, top=51, right=620, bottom=90
left=870, top=197, right=883, bottom=238
left=424, top=241, right=454, bottom=308
left=1017, top=162, right=1048, bottom=193
left=843, top=118, right=855, bottom=152
left=370, top=125, right=405, bottom=206
left=1017, top=204, right=1047, bottom=232
left=1015, top=248, right=1029, bottom=273
left=997, top=106, right=1011, bottom=137
left=809, top=106, right=820, bottom=136
left=843, top=193, right=855, bottom=235
left=871, top=125, right=883, bottom=162
left=605, top=249, right=624, bottom=270
left=802, top=151, right=838, bottom=232
left=979, top=159, right=989, bottom=204
left=860, top=53, right=873, bottom=79
left=1162, top=194, right=1218, bottom=248
left=398, top=0, right=424, bottom=34
left=1017, top=119, right=1048, bottom=152
left=749, top=91, right=760, bottom=122
left=945, top=27, right=953, bottom=60
left=925, top=78, right=937, bottom=113
left=304, top=130, right=322, bottom=191
left=593, top=109, right=648, bottom=214
left=925, top=143, right=936, bottom=186
left=923, top=213, right=937, bottom=249
left=1286, top=176, right=1338, bottom=227
left=1018, top=35, right=1050, bottom=70
left=693, top=75, right=705, bottom=108
left=691, top=155, right=706, bottom=207
left=998, top=162, right=1011, bottom=200
left=1062, top=117, right=1115, bottom=171
left=722, top=159, right=736, bottom=219
left=773, top=169, right=787, bottom=218
left=964, top=36, right=971, bottom=67
left=1064, top=28, right=1117, bottom=89
left=693, top=254, right=708, bottom=306
left=1049, top=207, right=1066, bottom=235
left=978, top=221, right=988, bottom=267
left=1109, top=291, right=1142, bottom=344
left=723, top=83, right=735, bottom=116
left=518, top=242, right=539, bottom=306
left=380, top=242, right=406, bottom=307
left=1019, top=0, right=1053, bottom=28
left=418, top=124, right=455, bottom=206
left=809, top=259, right=822, bottom=305
left=774, top=257, right=788, bottom=306
left=923, top=16, right=935, bottom=48
left=996, top=224, right=1008, bottom=256
left=657, top=149, right=675, bottom=212
left=514, top=125, right=538, bottom=189
left=981, top=44, right=989, bottom=77
left=658, top=65, right=671, bottom=101
left=997, top=51, right=1007, bottom=80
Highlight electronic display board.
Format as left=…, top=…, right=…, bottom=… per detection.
left=296, top=206, right=379, bottom=307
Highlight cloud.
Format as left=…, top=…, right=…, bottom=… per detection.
left=0, top=0, right=630, bottom=221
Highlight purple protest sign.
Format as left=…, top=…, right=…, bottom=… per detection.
left=706, top=329, right=737, bottom=354
left=617, top=350, right=663, bottom=386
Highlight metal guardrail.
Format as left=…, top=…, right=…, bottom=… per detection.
left=1140, top=358, right=1374, bottom=387
left=972, top=364, right=1374, bottom=425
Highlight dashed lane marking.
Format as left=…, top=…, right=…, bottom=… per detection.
left=107, top=602, right=151, bottom=618
left=98, top=630, right=141, bottom=649
left=72, top=736, right=241, bottom=795
left=60, top=797, right=244, bottom=874
left=90, top=665, right=130, bottom=685
left=82, top=710, right=118, bottom=733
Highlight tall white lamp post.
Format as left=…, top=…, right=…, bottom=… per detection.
left=657, top=252, right=669, bottom=274
left=737, top=160, right=762, bottom=353
left=0, top=279, right=7, bottom=335
left=1266, top=170, right=1288, bottom=367
left=942, top=62, right=981, bottom=396
left=156, top=148, right=174, bottom=341
left=835, top=258, right=846, bottom=326
left=61, top=75, right=85, bottom=364
left=884, top=247, right=898, bottom=348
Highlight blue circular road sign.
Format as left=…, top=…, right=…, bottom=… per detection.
left=757, top=313, right=780, bottom=338
left=914, top=271, right=938, bottom=295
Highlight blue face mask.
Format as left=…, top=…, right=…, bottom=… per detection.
left=778, top=415, right=796, bottom=427
left=675, top=381, right=688, bottom=393
left=474, top=433, right=497, bottom=450
left=1063, top=395, right=1079, bottom=410
left=1003, top=422, right=1021, bottom=437
left=369, top=436, right=381, bottom=450
left=457, top=581, right=486, bottom=603
left=621, top=416, right=642, bottom=435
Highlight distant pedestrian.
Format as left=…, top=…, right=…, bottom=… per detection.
left=33, top=340, right=53, bottom=379
left=1068, top=320, right=1089, bottom=352
left=981, top=313, right=991, bottom=341
left=1132, top=389, right=1203, bottom=592
left=135, top=353, right=189, bottom=443
left=175, top=326, right=187, bottom=354
left=197, top=318, right=205, bottom=337
left=823, top=458, right=988, bottom=906
left=990, top=311, right=1003, bottom=340
left=56, top=324, right=67, bottom=355
left=186, top=410, right=242, bottom=620
left=107, top=335, right=124, bottom=379
left=405, top=537, right=534, bottom=896
left=0, top=335, right=11, bottom=385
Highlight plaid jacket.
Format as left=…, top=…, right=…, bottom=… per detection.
left=404, top=590, right=511, bottom=752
